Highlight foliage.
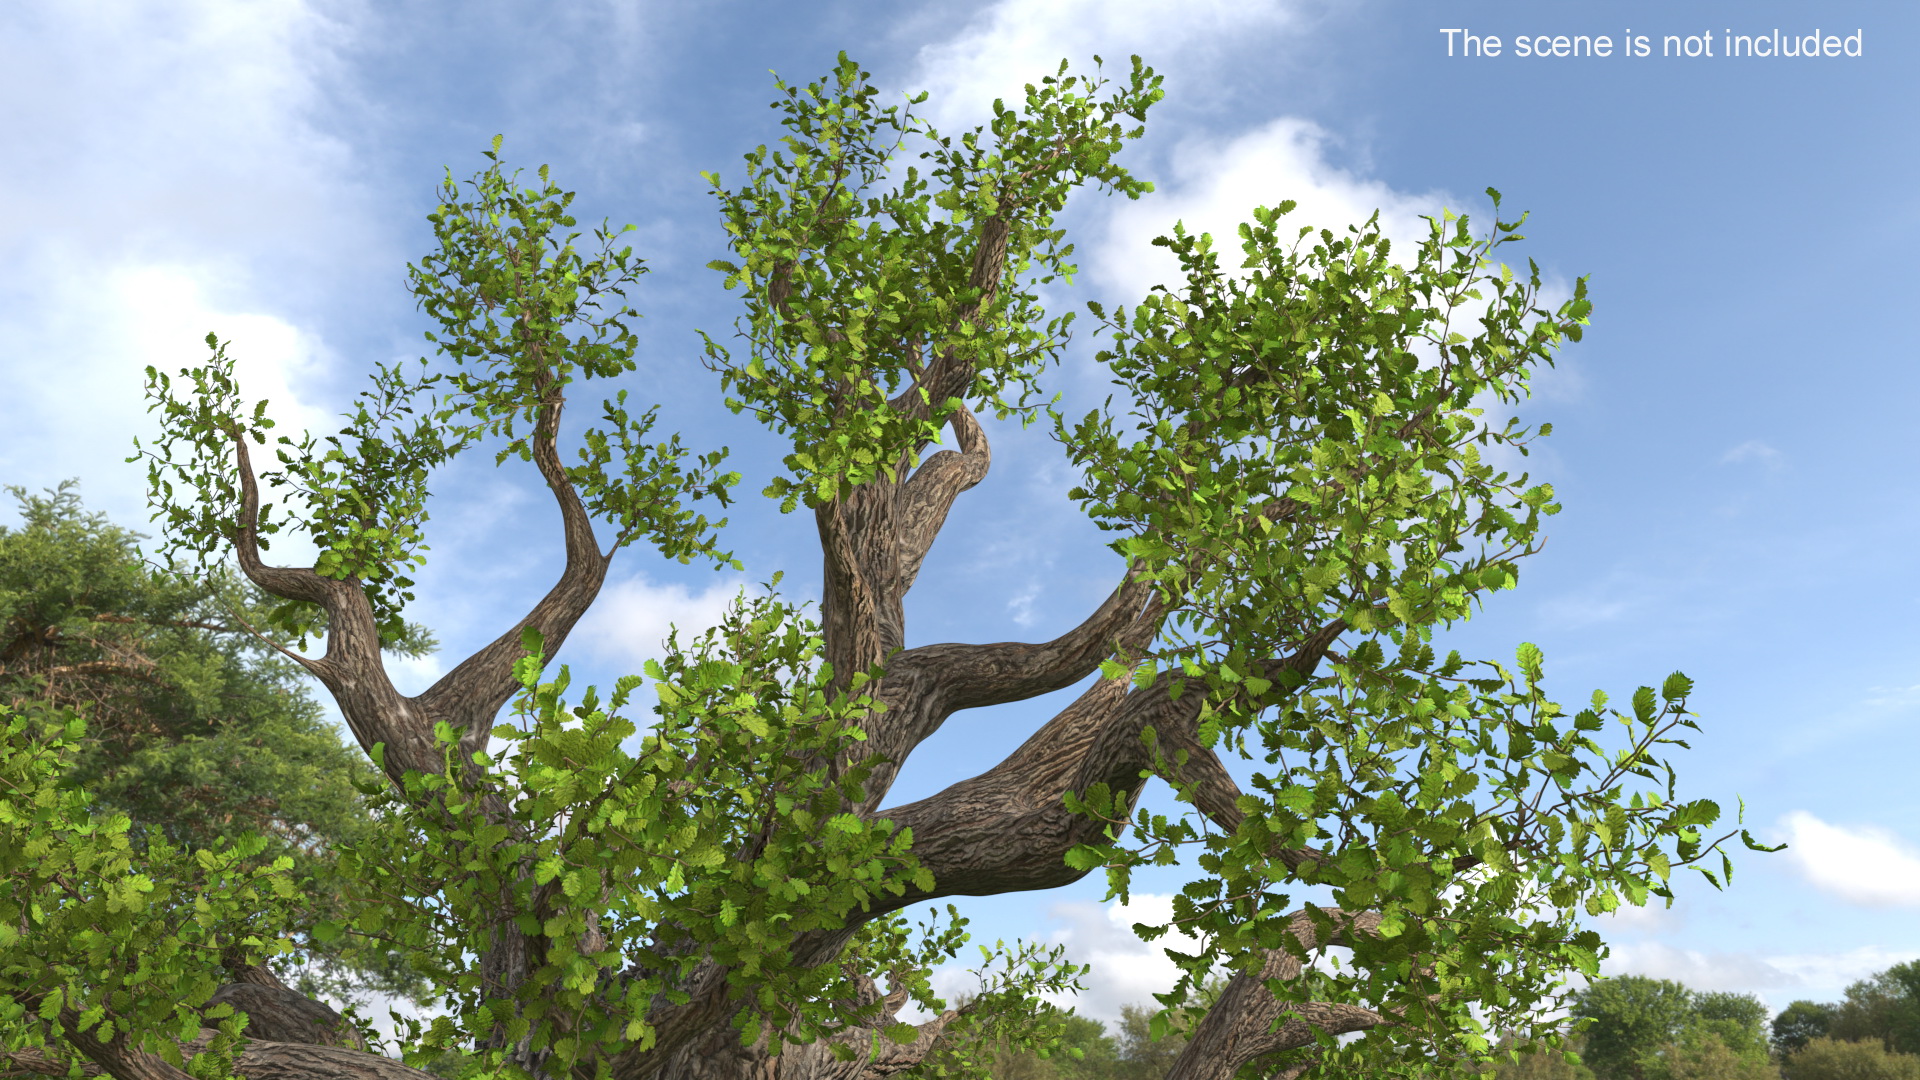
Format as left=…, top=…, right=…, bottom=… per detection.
left=8, top=50, right=1777, bottom=1080
left=701, top=53, right=1158, bottom=511
left=1769, top=962, right=1920, bottom=1064
left=1828, top=966, right=1920, bottom=1056
left=1573, top=977, right=1699, bottom=1080
left=1781, top=1038, right=1920, bottom=1080
left=1483, top=1028, right=1597, bottom=1080
left=1776, top=1003, right=1837, bottom=1058
left=0, top=704, right=303, bottom=1080
left=0, top=480, right=432, bottom=1009
left=325, top=597, right=1023, bottom=1078
left=1570, top=978, right=1772, bottom=1080
left=1653, top=1029, right=1777, bottom=1080
left=1053, top=194, right=1776, bottom=1076
left=970, top=1011, right=1118, bottom=1080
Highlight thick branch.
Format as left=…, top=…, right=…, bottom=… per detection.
left=1166, top=910, right=1391, bottom=1080
left=891, top=405, right=991, bottom=602
left=44, top=1007, right=192, bottom=1080
left=844, top=566, right=1164, bottom=814
left=892, top=567, right=1162, bottom=715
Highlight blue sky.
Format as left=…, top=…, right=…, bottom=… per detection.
left=4, top=0, right=1917, bottom=1035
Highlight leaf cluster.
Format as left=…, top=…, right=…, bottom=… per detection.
left=701, top=53, right=1162, bottom=509
left=316, top=590, right=973, bottom=1079
left=1, top=708, right=303, bottom=1080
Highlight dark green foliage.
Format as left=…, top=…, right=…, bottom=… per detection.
left=1572, top=977, right=1772, bottom=1080
left=1829, top=964, right=1920, bottom=1056
left=1781, top=1038, right=1920, bottom=1080
left=1775, top=1002, right=1836, bottom=1058
left=0, top=480, right=434, bottom=1008
left=1574, top=977, right=1700, bottom=1080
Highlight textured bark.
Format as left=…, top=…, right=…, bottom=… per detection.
left=96, top=150, right=1466, bottom=1080
left=2, top=977, right=411, bottom=1080
left=1165, top=911, right=1392, bottom=1080
left=200, top=984, right=367, bottom=1052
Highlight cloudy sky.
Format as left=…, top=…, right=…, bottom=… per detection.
left=5, top=0, right=1916, bottom=1034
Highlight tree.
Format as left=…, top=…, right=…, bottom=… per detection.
left=1654, top=1032, right=1775, bottom=1080
left=1775, top=1003, right=1835, bottom=1059
left=982, top=1011, right=1118, bottom=1080
left=0, top=480, right=435, bottom=1012
left=1685, top=992, right=1772, bottom=1065
left=1829, top=966, right=1920, bottom=1056
left=4, top=53, right=1771, bottom=1080
left=1780, top=1038, right=1920, bottom=1080
left=1573, top=977, right=1700, bottom=1080
left=1482, top=1028, right=1595, bottom=1080
left=1768, top=962, right=1920, bottom=1063
left=1569, top=979, right=1773, bottom=1080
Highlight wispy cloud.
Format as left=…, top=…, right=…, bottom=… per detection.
left=906, top=0, right=1312, bottom=132
left=0, top=1, right=378, bottom=526
left=1598, top=941, right=1920, bottom=1013
left=1094, top=116, right=1448, bottom=306
left=907, top=894, right=1205, bottom=1024
left=572, top=572, right=757, bottom=674
left=1720, top=440, right=1784, bottom=468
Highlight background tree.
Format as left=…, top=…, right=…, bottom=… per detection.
left=1655, top=993, right=1773, bottom=1080
left=978, top=1011, right=1118, bottom=1080
left=1828, top=966, right=1920, bottom=1056
left=5, top=54, right=1770, bottom=1080
left=1774, top=1002, right=1835, bottom=1060
left=1569, top=979, right=1772, bottom=1080
left=0, top=480, right=434, bottom=1012
left=1573, top=977, right=1699, bottom=1080
left=1483, top=1027, right=1595, bottom=1080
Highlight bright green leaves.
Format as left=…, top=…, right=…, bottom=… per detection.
left=0, top=708, right=302, bottom=1080
left=414, top=139, right=645, bottom=396
left=409, top=142, right=739, bottom=569
left=700, top=54, right=1162, bottom=511
left=1071, top=639, right=1768, bottom=1080
left=1060, top=198, right=1584, bottom=688
left=319, top=584, right=939, bottom=1080
left=131, top=143, right=739, bottom=656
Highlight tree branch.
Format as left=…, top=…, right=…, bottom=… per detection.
left=415, top=369, right=614, bottom=755
left=1166, top=910, right=1392, bottom=1080
left=893, top=566, right=1163, bottom=715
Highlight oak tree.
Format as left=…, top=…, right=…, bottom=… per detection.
left=4, top=54, right=1771, bottom=1080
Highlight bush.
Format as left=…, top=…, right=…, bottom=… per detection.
left=1782, top=1038, right=1920, bottom=1080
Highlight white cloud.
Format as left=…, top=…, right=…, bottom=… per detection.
left=0, top=0, right=378, bottom=526
left=1592, top=899, right=1683, bottom=935
left=1600, top=941, right=1804, bottom=993
left=1596, top=942, right=1920, bottom=1014
left=1006, top=581, right=1042, bottom=628
left=572, top=572, right=755, bottom=672
left=1094, top=116, right=1448, bottom=306
left=907, top=0, right=1311, bottom=132
left=908, top=894, right=1203, bottom=1025
left=1039, top=893, right=1205, bottom=1022
left=1777, top=811, right=1920, bottom=907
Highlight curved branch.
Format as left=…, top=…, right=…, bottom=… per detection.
left=415, top=371, right=614, bottom=750
left=1166, top=910, right=1391, bottom=1080
left=41, top=1006, right=192, bottom=1080
left=893, top=566, right=1162, bottom=715
left=892, top=405, right=991, bottom=599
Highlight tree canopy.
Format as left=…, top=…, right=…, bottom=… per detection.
left=1567, top=977, right=1770, bottom=1080
left=3, top=53, right=1772, bottom=1080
